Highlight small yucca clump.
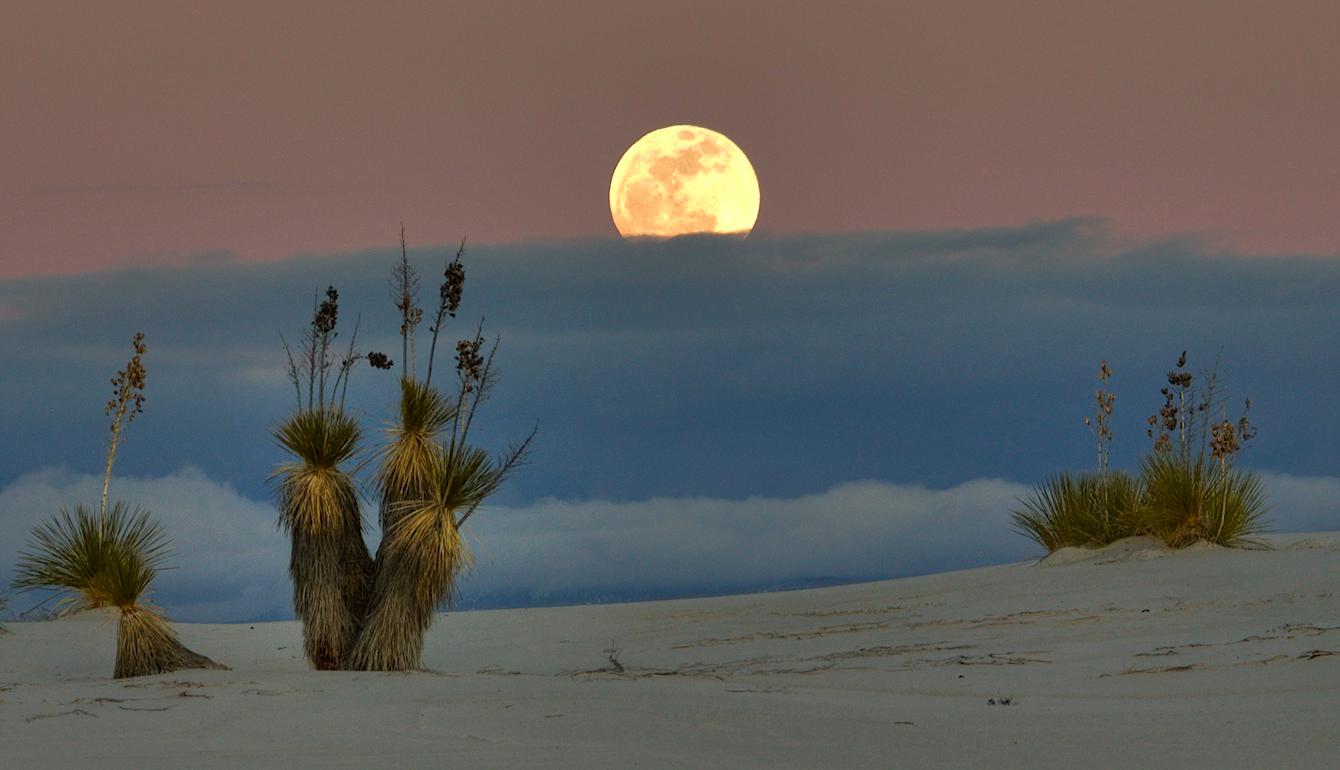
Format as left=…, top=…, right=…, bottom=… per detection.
left=14, top=502, right=223, bottom=678
left=1138, top=352, right=1266, bottom=547
left=1136, top=451, right=1267, bottom=548
left=12, top=501, right=169, bottom=613
left=1014, top=353, right=1269, bottom=553
left=81, top=515, right=224, bottom=678
left=1014, top=360, right=1145, bottom=552
left=1013, top=470, right=1144, bottom=552
left=10, top=333, right=224, bottom=677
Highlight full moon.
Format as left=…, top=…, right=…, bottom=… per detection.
left=609, top=125, right=760, bottom=239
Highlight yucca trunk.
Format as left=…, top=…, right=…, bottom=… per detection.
left=346, top=380, right=458, bottom=670
left=115, top=605, right=225, bottom=679
left=289, top=518, right=372, bottom=669
left=347, top=507, right=468, bottom=671
left=346, top=550, right=436, bottom=671
left=275, top=409, right=372, bottom=670
left=279, top=465, right=371, bottom=670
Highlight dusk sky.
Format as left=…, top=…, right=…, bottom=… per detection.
left=3, top=2, right=1339, bottom=621
left=6, top=0, right=1340, bottom=280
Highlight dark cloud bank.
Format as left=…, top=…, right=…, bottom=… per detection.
left=2, top=220, right=1338, bottom=620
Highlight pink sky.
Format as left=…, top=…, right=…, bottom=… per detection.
left=3, top=1, right=1338, bottom=279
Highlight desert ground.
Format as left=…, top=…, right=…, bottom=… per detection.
left=3, top=533, right=1338, bottom=768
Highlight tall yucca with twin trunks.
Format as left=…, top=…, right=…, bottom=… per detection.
left=278, top=228, right=532, bottom=671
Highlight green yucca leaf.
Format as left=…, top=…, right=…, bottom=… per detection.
left=274, top=408, right=362, bottom=470
left=433, top=444, right=504, bottom=517
left=11, top=502, right=169, bottom=611
left=86, top=542, right=157, bottom=609
left=394, top=377, right=456, bottom=438
left=272, top=407, right=364, bottom=538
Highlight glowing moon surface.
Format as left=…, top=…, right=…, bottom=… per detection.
left=609, top=125, right=760, bottom=239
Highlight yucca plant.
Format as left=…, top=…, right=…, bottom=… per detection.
left=1014, top=360, right=1145, bottom=553
left=273, top=287, right=385, bottom=669
left=350, top=443, right=509, bottom=670
left=1139, top=351, right=1268, bottom=548
left=85, top=510, right=223, bottom=678
left=347, top=234, right=529, bottom=671
left=12, top=501, right=170, bottom=613
left=11, top=335, right=153, bottom=614
left=274, top=228, right=530, bottom=671
left=347, top=377, right=458, bottom=670
left=10, top=335, right=224, bottom=676
left=274, top=408, right=373, bottom=669
left=13, top=502, right=223, bottom=677
left=1137, top=446, right=1267, bottom=548
left=1012, top=470, right=1144, bottom=552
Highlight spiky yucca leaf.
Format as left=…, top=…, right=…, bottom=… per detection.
left=394, top=377, right=458, bottom=438
left=272, top=407, right=372, bottom=669
left=384, top=495, right=475, bottom=607
left=1138, top=452, right=1268, bottom=548
left=433, top=445, right=507, bottom=522
left=1081, top=471, right=1144, bottom=544
left=84, top=533, right=158, bottom=610
left=1012, top=471, right=1144, bottom=553
left=275, top=407, right=362, bottom=469
left=11, top=502, right=168, bottom=612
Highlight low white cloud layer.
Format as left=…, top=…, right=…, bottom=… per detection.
left=3, top=466, right=1337, bottom=621
left=460, top=478, right=1037, bottom=602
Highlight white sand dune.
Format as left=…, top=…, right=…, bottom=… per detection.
left=3, top=533, right=1338, bottom=768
